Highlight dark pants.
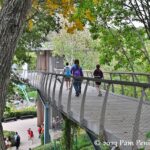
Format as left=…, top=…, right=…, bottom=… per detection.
left=73, top=79, right=82, bottom=96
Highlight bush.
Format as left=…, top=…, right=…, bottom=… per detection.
left=34, top=133, right=94, bottom=150
left=74, top=133, right=92, bottom=149
left=33, top=141, right=61, bottom=150
left=80, top=145, right=94, bottom=150
left=3, top=106, right=37, bottom=119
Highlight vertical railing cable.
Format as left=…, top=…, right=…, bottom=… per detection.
left=67, top=78, right=73, bottom=117
left=99, top=84, right=110, bottom=141
left=52, top=75, right=57, bottom=106
left=58, top=76, right=65, bottom=109
left=80, top=80, right=89, bottom=125
left=132, top=88, right=145, bottom=150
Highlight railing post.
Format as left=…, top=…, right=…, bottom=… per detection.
left=40, top=73, right=46, bottom=93
left=90, top=72, right=95, bottom=87
left=47, top=74, right=53, bottom=102
left=110, top=73, right=114, bottom=93
left=67, top=79, right=73, bottom=116
left=80, top=80, right=89, bottom=125
left=34, top=72, right=37, bottom=87
left=31, top=71, right=34, bottom=85
left=99, top=84, right=110, bottom=141
left=132, top=88, right=145, bottom=149
left=38, top=73, right=42, bottom=89
left=58, top=76, right=65, bottom=109
left=52, top=75, right=57, bottom=106
left=132, top=74, right=137, bottom=98
left=44, top=74, right=49, bottom=97
left=42, top=73, right=47, bottom=94
left=119, top=74, right=124, bottom=95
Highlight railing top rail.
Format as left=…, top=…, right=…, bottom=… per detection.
left=54, top=68, right=150, bottom=76
left=29, top=71, right=150, bottom=88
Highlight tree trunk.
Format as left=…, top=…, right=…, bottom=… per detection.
left=0, top=0, right=31, bottom=149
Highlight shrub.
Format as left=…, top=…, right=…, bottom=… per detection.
left=33, top=141, right=61, bottom=150
left=3, top=106, right=37, bottom=119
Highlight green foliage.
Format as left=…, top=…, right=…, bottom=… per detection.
left=3, top=106, right=36, bottom=119
left=27, top=91, right=37, bottom=99
left=3, top=130, right=15, bottom=139
left=146, top=131, right=150, bottom=139
left=74, top=133, right=92, bottom=150
left=13, top=5, right=61, bottom=66
left=40, top=133, right=44, bottom=145
left=85, top=0, right=150, bottom=72
left=61, top=116, right=75, bottom=150
left=34, top=133, right=93, bottom=150
left=33, top=141, right=61, bottom=150
left=52, top=29, right=99, bottom=69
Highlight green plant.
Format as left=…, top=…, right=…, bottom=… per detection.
left=3, top=106, right=37, bottom=119
left=40, top=133, right=44, bottom=145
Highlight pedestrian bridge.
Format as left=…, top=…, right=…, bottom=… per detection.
left=21, top=70, right=150, bottom=150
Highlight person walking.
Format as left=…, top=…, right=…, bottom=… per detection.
left=38, top=125, right=42, bottom=138
left=64, top=62, right=71, bottom=90
left=93, top=64, right=103, bottom=96
left=14, top=132, right=20, bottom=150
left=71, top=59, right=83, bottom=97
left=27, top=128, right=34, bottom=144
left=5, top=137, right=12, bottom=149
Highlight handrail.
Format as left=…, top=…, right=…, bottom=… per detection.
left=54, top=68, right=150, bottom=76
left=27, top=71, right=150, bottom=88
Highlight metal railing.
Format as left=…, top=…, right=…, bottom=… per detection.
left=19, top=70, right=150, bottom=149
left=54, top=68, right=150, bottom=99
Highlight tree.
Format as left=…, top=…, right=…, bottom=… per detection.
left=0, top=0, right=31, bottom=148
left=51, top=29, right=99, bottom=69
left=0, top=0, right=96, bottom=148
left=88, top=0, right=150, bottom=72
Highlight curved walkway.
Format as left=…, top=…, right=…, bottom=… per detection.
left=2, top=118, right=41, bottom=150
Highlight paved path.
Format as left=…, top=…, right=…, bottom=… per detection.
left=2, top=118, right=41, bottom=150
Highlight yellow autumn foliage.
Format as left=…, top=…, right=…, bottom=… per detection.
left=74, top=19, right=84, bottom=30
left=93, top=0, right=100, bottom=5
left=28, top=19, right=33, bottom=31
left=32, top=0, right=38, bottom=9
left=85, top=9, right=95, bottom=22
left=67, top=25, right=76, bottom=34
left=29, top=0, right=98, bottom=33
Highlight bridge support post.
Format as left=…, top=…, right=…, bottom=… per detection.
left=86, top=131, right=101, bottom=150
left=44, top=102, right=51, bottom=144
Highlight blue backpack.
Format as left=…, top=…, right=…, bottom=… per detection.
left=65, top=67, right=71, bottom=77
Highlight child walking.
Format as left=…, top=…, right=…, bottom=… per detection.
left=64, top=62, right=71, bottom=90
left=93, top=64, right=103, bottom=96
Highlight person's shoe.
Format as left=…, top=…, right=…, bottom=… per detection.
left=75, top=93, right=79, bottom=97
